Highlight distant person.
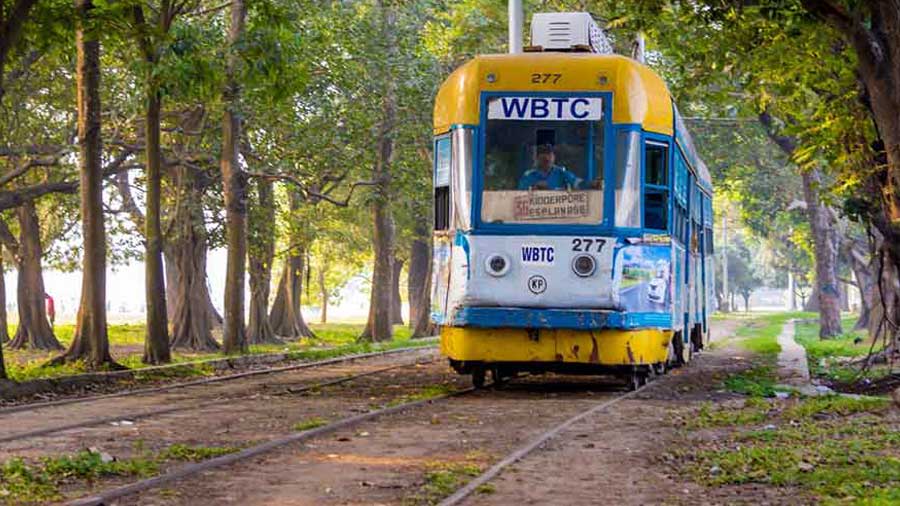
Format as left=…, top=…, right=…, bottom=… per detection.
left=44, top=293, right=55, bottom=326
left=517, top=144, right=601, bottom=190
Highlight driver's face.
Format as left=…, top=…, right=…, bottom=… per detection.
left=536, top=151, right=555, bottom=171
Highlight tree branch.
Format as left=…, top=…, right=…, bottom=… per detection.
left=246, top=171, right=378, bottom=207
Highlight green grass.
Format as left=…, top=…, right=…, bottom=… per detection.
left=388, top=384, right=456, bottom=407
left=684, top=395, right=897, bottom=505
left=794, top=316, right=888, bottom=383
left=0, top=450, right=158, bottom=504
left=2, top=323, right=431, bottom=384
left=0, top=444, right=242, bottom=503
left=732, top=311, right=815, bottom=356
left=405, top=462, right=483, bottom=505
left=157, top=444, right=241, bottom=462
left=723, top=365, right=780, bottom=397
left=292, top=417, right=329, bottom=431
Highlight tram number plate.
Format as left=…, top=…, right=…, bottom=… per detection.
left=571, top=238, right=606, bottom=252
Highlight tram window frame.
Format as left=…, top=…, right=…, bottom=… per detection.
left=672, top=150, right=689, bottom=244
left=433, top=135, right=451, bottom=231
left=643, top=141, right=669, bottom=232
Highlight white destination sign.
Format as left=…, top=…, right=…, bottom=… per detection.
left=488, top=97, right=602, bottom=121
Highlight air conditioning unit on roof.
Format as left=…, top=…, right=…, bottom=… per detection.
left=530, top=12, right=613, bottom=54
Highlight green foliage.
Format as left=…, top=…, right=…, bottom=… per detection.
left=794, top=317, right=890, bottom=383
left=293, top=417, right=329, bottom=431
left=723, top=366, right=778, bottom=398
left=406, top=461, right=483, bottom=505
left=691, top=397, right=772, bottom=428
left=158, top=444, right=241, bottom=462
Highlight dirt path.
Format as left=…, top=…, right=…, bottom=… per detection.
left=462, top=318, right=762, bottom=506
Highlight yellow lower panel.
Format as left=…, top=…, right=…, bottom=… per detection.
left=440, top=327, right=672, bottom=365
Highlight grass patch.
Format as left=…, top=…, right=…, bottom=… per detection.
left=0, top=443, right=243, bottom=503
left=293, top=417, right=329, bottom=431
left=794, top=316, right=890, bottom=384
left=690, top=397, right=772, bottom=428
left=0, top=450, right=158, bottom=504
left=388, top=384, right=455, bottom=407
left=723, top=365, right=779, bottom=397
left=405, top=461, right=483, bottom=505
left=2, top=323, right=433, bottom=384
left=683, top=395, right=898, bottom=504
left=157, top=444, right=240, bottom=462
left=733, top=312, right=808, bottom=355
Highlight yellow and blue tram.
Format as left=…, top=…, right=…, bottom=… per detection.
left=430, top=13, right=715, bottom=388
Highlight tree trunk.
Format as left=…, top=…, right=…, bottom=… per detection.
left=0, top=246, right=8, bottom=345
left=220, top=0, right=248, bottom=354
left=52, top=0, right=115, bottom=367
left=360, top=1, right=397, bottom=343
left=390, top=257, right=404, bottom=325
left=318, top=261, right=327, bottom=324
left=165, top=249, right=221, bottom=332
left=804, top=284, right=820, bottom=312
left=269, top=252, right=315, bottom=338
left=142, top=86, right=171, bottom=364
left=9, top=201, right=61, bottom=350
left=801, top=169, right=842, bottom=338
left=407, top=239, right=428, bottom=327
left=168, top=165, right=220, bottom=351
left=247, top=177, right=279, bottom=345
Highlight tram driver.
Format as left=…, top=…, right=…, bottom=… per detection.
left=517, top=143, right=602, bottom=191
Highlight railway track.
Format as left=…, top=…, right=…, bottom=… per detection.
left=55, top=371, right=653, bottom=506
left=0, top=356, right=438, bottom=444
left=0, top=343, right=437, bottom=416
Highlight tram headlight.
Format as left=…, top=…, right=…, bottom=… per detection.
left=572, top=254, right=596, bottom=277
left=485, top=254, right=510, bottom=277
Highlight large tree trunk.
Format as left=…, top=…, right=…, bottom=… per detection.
left=52, top=0, right=115, bottom=367
left=408, top=229, right=435, bottom=338
left=360, top=1, right=397, bottom=343
left=390, top=257, right=404, bottom=325
left=220, top=0, right=248, bottom=354
left=801, top=169, right=843, bottom=338
left=269, top=252, right=315, bottom=338
left=407, top=240, right=427, bottom=327
left=9, top=201, right=61, bottom=350
left=141, top=86, right=171, bottom=364
left=168, top=165, right=220, bottom=351
left=165, top=251, right=221, bottom=332
left=247, top=178, right=279, bottom=345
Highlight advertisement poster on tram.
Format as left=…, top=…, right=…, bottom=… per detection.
left=617, top=244, right=671, bottom=313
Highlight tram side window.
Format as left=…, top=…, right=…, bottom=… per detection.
left=644, top=142, right=668, bottom=231
left=673, top=152, right=689, bottom=243
left=434, top=136, right=451, bottom=231
left=615, top=130, right=641, bottom=228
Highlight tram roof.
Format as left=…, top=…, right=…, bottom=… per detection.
left=433, top=53, right=712, bottom=189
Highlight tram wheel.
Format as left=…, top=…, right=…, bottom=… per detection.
left=628, top=370, right=648, bottom=391
left=490, top=366, right=506, bottom=388
left=472, top=368, right=487, bottom=389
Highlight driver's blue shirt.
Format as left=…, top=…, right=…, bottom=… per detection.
left=517, top=165, right=582, bottom=190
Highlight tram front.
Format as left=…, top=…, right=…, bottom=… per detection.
left=431, top=13, right=683, bottom=388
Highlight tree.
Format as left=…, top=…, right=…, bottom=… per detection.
left=247, top=176, right=279, bottom=344
left=51, top=0, right=115, bottom=367
left=220, top=0, right=248, bottom=354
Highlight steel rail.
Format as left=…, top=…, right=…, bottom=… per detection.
left=437, top=381, right=651, bottom=506
left=67, top=386, right=476, bottom=506
left=0, top=344, right=437, bottom=416
left=0, top=358, right=437, bottom=444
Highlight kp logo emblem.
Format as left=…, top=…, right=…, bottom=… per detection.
left=527, top=275, right=547, bottom=294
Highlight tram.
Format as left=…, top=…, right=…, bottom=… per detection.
left=430, top=12, right=715, bottom=388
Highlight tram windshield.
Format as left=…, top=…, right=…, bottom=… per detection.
left=481, top=99, right=604, bottom=225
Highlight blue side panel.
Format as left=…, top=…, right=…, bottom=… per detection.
left=450, top=307, right=672, bottom=330
left=672, top=243, right=685, bottom=332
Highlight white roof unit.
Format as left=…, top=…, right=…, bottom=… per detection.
left=530, top=12, right=613, bottom=54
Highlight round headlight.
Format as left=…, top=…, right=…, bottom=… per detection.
left=485, top=254, right=510, bottom=277
left=572, top=254, right=596, bottom=277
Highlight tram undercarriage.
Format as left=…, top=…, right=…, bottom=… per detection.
left=441, top=325, right=700, bottom=389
